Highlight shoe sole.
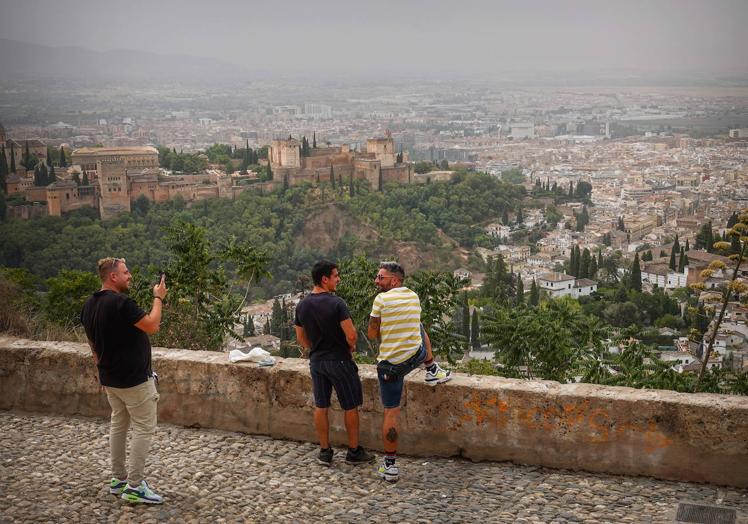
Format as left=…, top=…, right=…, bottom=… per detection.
left=379, top=472, right=399, bottom=482
left=121, top=494, right=163, bottom=504
left=425, top=375, right=452, bottom=386
left=317, top=459, right=332, bottom=466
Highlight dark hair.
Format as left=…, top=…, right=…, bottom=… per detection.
left=379, top=261, right=405, bottom=279
left=312, top=260, right=338, bottom=286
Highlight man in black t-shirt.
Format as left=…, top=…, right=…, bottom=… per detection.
left=80, top=257, right=167, bottom=504
left=294, top=260, right=374, bottom=467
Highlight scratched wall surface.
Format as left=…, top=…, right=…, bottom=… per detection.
left=1, top=337, right=746, bottom=487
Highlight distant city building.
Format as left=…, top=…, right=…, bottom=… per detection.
left=538, top=272, right=597, bottom=299
left=303, top=104, right=332, bottom=119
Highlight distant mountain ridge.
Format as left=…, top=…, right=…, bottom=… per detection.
left=0, top=38, right=249, bottom=81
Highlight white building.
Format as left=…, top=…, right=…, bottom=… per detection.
left=640, top=262, right=688, bottom=290
left=538, top=272, right=598, bottom=299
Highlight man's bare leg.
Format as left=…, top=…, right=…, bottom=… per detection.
left=314, top=407, right=330, bottom=449
left=343, top=408, right=359, bottom=449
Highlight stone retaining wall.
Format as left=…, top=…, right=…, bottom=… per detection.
left=1, top=337, right=746, bottom=487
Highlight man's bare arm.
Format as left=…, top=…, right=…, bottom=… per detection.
left=87, top=340, right=99, bottom=365
left=295, top=326, right=311, bottom=350
left=340, top=318, right=357, bottom=352
left=367, top=316, right=381, bottom=340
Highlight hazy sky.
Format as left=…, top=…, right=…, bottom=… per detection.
left=1, top=0, right=746, bottom=77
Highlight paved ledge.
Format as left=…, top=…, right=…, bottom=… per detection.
left=1, top=336, right=747, bottom=488
left=2, top=412, right=747, bottom=523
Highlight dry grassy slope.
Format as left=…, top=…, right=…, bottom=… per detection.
left=296, top=203, right=467, bottom=271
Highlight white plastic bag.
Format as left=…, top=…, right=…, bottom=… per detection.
left=228, top=347, right=276, bottom=366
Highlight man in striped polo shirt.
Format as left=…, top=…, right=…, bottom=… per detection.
left=367, top=262, right=451, bottom=482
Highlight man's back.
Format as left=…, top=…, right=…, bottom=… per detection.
left=80, top=290, right=151, bottom=388
left=371, top=286, right=421, bottom=364
left=294, top=292, right=352, bottom=361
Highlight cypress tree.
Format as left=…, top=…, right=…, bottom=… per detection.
left=330, top=164, right=335, bottom=187
left=515, top=277, right=524, bottom=305
left=82, top=171, right=89, bottom=185
left=589, top=255, right=598, bottom=277
left=529, top=279, right=539, bottom=306
left=727, top=212, right=738, bottom=229
left=568, top=182, right=573, bottom=197
left=502, top=208, right=509, bottom=225
left=461, top=297, right=470, bottom=347
left=377, top=165, right=383, bottom=192
left=677, top=247, right=686, bottom=273
left=706, top=223, right=714, bottom=253
left=573, top=245, right=581, bottom=277
left=516, top=205, right=523, bottom=224
left=668, top=247, right=677, bottom=271
left=23, top=140, right=30, bottom=170
left=685, top=238, right=690, bottom=251
left=673, top=234, right=680, bottom=253
left=731, top=234, right=741, bottom=254
left=0, top=146, right=7, bottom=192
left=349, top=172, right=354, bottom=197
left=48, top=164, right=56, bottom=184
left=569, top=247, right=577, bottom=276
left=10, top=142, right=16, bottom=173
left=597, top=250, right=603, bottom=268
left=470, top=309, right=480, bottom=349
left=59, top=145, right=67, bottom=167
left=73, top=172, right=81, bottom=185
left=580, top=248, right=591, bottom=279
left=630, top=253, right=642, bottom=292
left=313, top=131, right=316, bottom=148
left=39, top=163, right=49, bottom=185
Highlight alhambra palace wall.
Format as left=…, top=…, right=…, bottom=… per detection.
left=1, top=336, right=746, bottom=488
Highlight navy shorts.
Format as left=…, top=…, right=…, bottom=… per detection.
left=309, top=360, right=363, bottom=411
left=376, top=343, right=427, bottom=409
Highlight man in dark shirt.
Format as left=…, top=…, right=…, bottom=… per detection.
left=294, top=260, right=373, bottom=466
left=80, top=257, right=167, bottom=504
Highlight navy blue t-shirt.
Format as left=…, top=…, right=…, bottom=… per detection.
left=80, top=290, right=151, bottom=388
left=294, top=292, right=352, bottom=361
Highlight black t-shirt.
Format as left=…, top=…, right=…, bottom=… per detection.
left=294, top=292, right=352, bottom=361
left=80, top=290, right=152, bottom=388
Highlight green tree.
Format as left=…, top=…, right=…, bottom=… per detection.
left=82, top=171, right=89, bottom=186
left=59, top=146, right=67, bottom=167
left=580, top=248, right=591, bottom=279
left=44, top=269, right=100, bottom=326
left=0, top=189, right=6, bottom=222
left=0, top=146, right=7, bottom=192
left=470, top=309, right=480, bottom=349
left=9, top=142, right=16, bottom=174
left=669, top=245, right=677, bottom=271
left=528, top=279, right=539, bottom=306
left=630, top=253, right=642, bottom=292
left=515, top=277, right=524, bottom=305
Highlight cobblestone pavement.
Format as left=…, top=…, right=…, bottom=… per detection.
left=1, top=412, right=746, bottom=524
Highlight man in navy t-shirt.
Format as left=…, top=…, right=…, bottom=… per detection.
left=80, top=257, right=167, bottom=504
left=294, top=260, right=374, bottom=467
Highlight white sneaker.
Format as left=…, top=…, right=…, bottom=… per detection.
left=378, top=462, right=399, bottom=482
left=120, top=480, right=164, bottom=504
left=425, top=362, right=452, bottom=385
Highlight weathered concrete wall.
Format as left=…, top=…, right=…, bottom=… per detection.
left=1, top=336, right=747, bottom=487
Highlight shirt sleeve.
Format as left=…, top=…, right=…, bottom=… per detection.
left=337, top=298, right=352, bottom=322
left=370, top=293, right=383, bottom=318
left=121, top=296, right=147, bottom=326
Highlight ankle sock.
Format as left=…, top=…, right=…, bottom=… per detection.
left=385, top=454, right=396, bottom=467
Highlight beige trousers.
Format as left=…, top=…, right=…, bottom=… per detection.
left=104, top=377, right=159, bottom=486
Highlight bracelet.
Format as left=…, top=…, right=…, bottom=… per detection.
left=154, top=296, right=163, bottom=302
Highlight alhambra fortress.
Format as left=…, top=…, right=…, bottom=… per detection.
left=2, top=124, right=447, bottom=220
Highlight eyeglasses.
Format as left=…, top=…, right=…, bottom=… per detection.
left=375, top=274, right=395, bottom=281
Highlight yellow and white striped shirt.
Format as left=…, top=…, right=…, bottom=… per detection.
left=371, top=287, right=422, bottom=364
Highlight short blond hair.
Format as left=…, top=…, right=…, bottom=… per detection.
left=97, top=257, right=125, bottom=281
